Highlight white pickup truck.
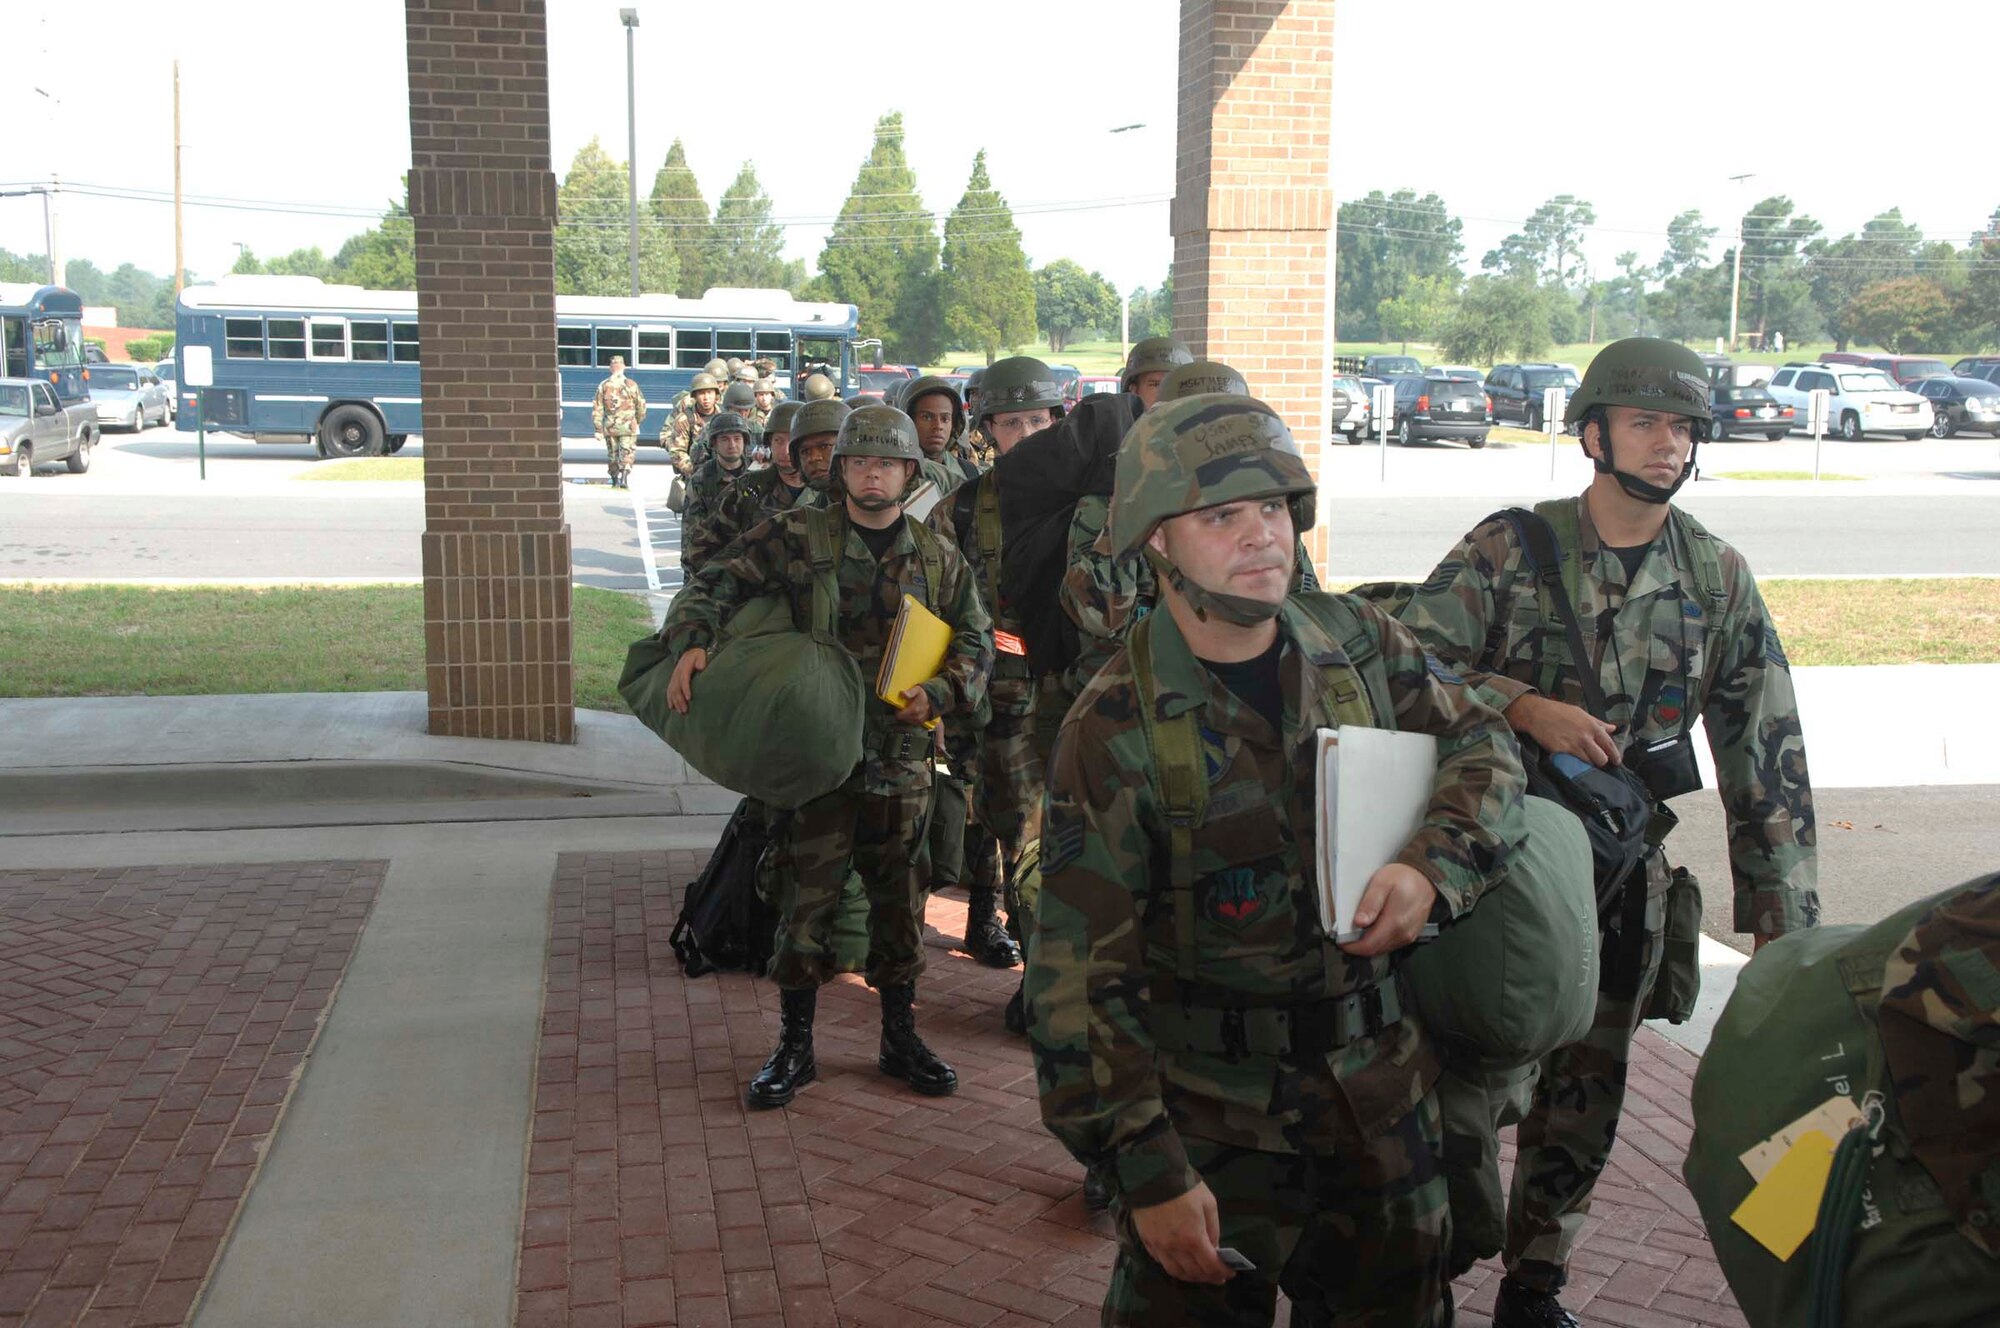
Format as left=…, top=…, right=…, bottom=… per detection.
left=0, top=376, right=97, bottom=476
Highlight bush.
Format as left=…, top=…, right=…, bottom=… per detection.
left=124, top=333, right=175, bottom=363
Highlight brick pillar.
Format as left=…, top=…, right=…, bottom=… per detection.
left=1172, top=0, right=1336, bottom=570
left=406, top=0, right=574, bottom=743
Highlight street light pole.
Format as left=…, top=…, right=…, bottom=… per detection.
left=1727, top=172, right=1753, bottom=351
left=621, top=9, right=641, bottom=299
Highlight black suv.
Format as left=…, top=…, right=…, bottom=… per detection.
left=1388, top=374, right=1489, bottom=448
left=1484, top=363, right=1579, bottom=430
left=1709, top=383, right=1795, bottom=441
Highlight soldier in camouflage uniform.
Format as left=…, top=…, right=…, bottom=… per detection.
left=721, top=380, right=764, bottom=461
left=680, top=411, right=758, bottom=579
left=684, top=399, right=832, bottom=572
left=1028, top=392, right=1527, bottom=1327
left=905, top=376, right=979, bottom=494
left=668, top=371, right=723, bottom=476
left=1380, top=338, right=1820, bottom=1328
left=591, top=355, right=648, bottom=488
left=927, top=356, right=1069, bottom=974
left=960, top=368, right=993, bottom=467
left=662, top=405, right=993, bottom=1110
left=753, top=376, right=780, bottom=429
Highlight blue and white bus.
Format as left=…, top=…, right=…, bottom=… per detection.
left=173, top=275, right=861, bottom=457
left=0, top=283, right=90, bottom=404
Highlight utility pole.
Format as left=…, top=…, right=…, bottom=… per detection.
left=620, top=9, right=640, bottom=298
left=46, top=177, right=63, bottom=289
left=174, top=60, right=184, bottom=297
left=1727, top=172, right=1754, bottom=352
left=1120, top=287, right=1130, bottom=361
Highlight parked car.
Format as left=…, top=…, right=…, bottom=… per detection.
left=1951, top=356, right=2000, bottom=386
left=87, top=364, right=172, bottom=431
left=1912, top=377, right=2000, bottom=438
left=1386, top=374, right=1489, bottom=448
left=153, top=358, right=179, bottom=420
left=1815, top=352, right=1950, bottom=386
left=1708, top=383, right=1795, bottom=441
left=1426, top=364, right=1483, bottom=382
left=1363, top=354, right=1423, bottom=379
left=1485, top=363, right=1580, bottom=430
left=0, top=377, right=97, bottom=476
left=1047, top=363, right=1082, bottom=405
left=1765, top=363, right=1932, bottom=440
left=1074, top=374, right=1121, bottom=401
left=1330, top=373, right=1370, bottom=443
left=854, top=366, right=912, bottom=400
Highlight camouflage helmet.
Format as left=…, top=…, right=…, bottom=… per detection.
left=789, top=397, right=850, bottom=444
left=1109, top=393, right=1316, bottom=559
left=689, top=371, right=722, bottom=394
left=834, top=404, right=923, bottom=463
left=1120, top=336, right=1195, bottom=392
left=902, top=375, right=965, bottom=440
left=1158, top=359, right=1249, bottom=403
left=1565, top=337, right=1712, bottom=428
left=702, top=410, right=755, bottom=448
left=801, top=373, right=836, bottom=401
left=764, top=400, right=802, bottom=440
left=880, top=379, right=908, bottom=412
left=976, top=355, right=1065, bottom=426
left=722, top=380, right=758, bottom=412
left=703, top=358, right=728, bottom=379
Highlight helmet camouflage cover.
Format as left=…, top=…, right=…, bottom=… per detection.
left=1565, top=337, right=1712, bottom=428
left=1157, top=359, right=1249, bottom=403
left=722, top=380, right=758, bottom=412
left=1120, top=336, right=1195, bottom=391
left=689, top=371, right=722, bottom=394
left=976, top=355, right=1065, bottom=425
left=1109, top=393, right=1317, bottom=558
left=702, top=410, right=756, bottom=446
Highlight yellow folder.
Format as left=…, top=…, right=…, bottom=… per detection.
left=876, top=594, right=953, bottom=728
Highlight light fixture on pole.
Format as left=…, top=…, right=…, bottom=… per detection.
left=620, top=8, right=641, bottom=299
left=1727, top=172, right=1754, bottom=351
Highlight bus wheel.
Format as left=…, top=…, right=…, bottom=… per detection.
left=321, top=406, right=385, bottom=459
left=385, top=435, right=408, bottom=455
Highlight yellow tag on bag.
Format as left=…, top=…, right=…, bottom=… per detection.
left=1730, top=1128, right=1838, bottom=1261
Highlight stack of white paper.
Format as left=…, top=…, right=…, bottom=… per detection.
left=1314, top=726, right=1439, bottom=941
left=903, top=480, right=943, bottom=522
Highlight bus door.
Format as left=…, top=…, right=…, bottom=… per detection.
left=3, top=317, right=26, bottom=378
left=795, top=335, right=844, bottom=395
left=753, top=327, right=794, bottom=392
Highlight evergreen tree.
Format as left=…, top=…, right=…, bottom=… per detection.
left=557, top=137, right=677, bottom=297
left=649, top=139, right=711, bottom=297
left=941, top=151, right=1036, bottom=364
left=330, top=182, right=415, bottom=291
left=816, top=112, right=943, bottom=361
left=707, top=163, right=788, bottom=289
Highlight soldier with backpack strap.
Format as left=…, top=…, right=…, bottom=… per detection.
left=1378, top=338, right=1822, bottom=1328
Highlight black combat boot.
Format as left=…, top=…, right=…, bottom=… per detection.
left=745, top=987, right=816, bottom=1109
left=962, top=887, right=1021, bottom=968
left=876, top=983, right=957, bottom=1096
left=1491, top=1277, right=1579, bottom=1328
left=1082, top=1169, right=1111, bottom=1212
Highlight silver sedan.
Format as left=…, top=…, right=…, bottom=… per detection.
left=88, top=364, right=172, bottom=431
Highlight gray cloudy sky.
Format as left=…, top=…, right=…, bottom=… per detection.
left=5, top=0, right=1995, bottom=300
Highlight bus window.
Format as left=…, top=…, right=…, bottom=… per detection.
left=3, top=317, right=25, bottom=377
left=557, top=326, right=592, bottom=367
left=716, top=329, right=752, bottom=359
left=267, top=319, right=307, bottom=360
left=226, top=317, right=264, bottom=358
left=596, top=326, right=633, bottom=368
left=636, top=328, right=672, bottom=367
left=392, top=322, right=420, bottom=363
left=797, top=336, right=840, bottom=385
left=676, top=328, right=712, bottom=369
left=308, top=318, right=348, bottom=361
left=352, top=321, right=390, bottom=362
left=755, top=330, right=792, bottom=364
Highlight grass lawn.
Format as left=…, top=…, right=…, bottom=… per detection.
left=1711, top=471, right=1861, bottom=481
left=1759, top=578, right=2000, bottom=666
left=295, top=457, right=424, bottom=481
left=0, top=584, right=655, bottom=712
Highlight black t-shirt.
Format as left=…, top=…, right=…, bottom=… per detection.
left=1606, top=540, right=1652, bottom=585
left=853, top=513, right=905, bottom=561
left=1199, top=635, right=1286, bottom=736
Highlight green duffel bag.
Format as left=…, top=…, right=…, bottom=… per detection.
left=1401, top=794, right=1599, bottom=1076
left=1685, top=873, right=1999, bottom=1328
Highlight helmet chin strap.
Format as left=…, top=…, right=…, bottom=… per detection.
left=1143, top=548, right=1283, bottom=626
left=1591, top=422, right=1698, bottom=505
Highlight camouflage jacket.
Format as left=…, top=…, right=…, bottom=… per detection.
left=682, top=466, right=822, bottom=576
left=924, top=447, right=982, bottom=497
left=926, top=472, right=1027, bottom=666
left=661, top=505, right=994, bottom=796
left=1389, top=492, right=1818, bottom=938
left=679, top=458, right=754, bottom=578
left=591, top=374, right=647, bottom=436
left=1029, top=594, right=1526, bottom=1206
left=667, top=402, right=718, bottom=473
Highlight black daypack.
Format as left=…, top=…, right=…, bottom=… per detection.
left=669, top=798, right=777, bottom=977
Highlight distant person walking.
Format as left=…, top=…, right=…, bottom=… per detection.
left=592, top=356, right=647, bottom=489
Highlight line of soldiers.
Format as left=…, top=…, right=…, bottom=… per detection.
left=654, top=337, right=1820, bottom=1328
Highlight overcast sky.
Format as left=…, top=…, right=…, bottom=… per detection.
left=5, top=0, right=1996, bottom=301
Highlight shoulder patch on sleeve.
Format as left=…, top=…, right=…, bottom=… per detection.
left=1425, top=652, right=1463, bottom=686
left=1040, top=799, right=1085, bottom=877
left=1419, top=561, right=1465, bottom=597
left=1763, top=622, right=1790, bottom=671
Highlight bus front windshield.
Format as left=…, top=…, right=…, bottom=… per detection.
left=33, top=318, right=83, bottom=369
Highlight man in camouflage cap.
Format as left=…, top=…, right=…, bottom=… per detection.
left=1028, top=391, right=1526, bottom=1326
left=590, top=354, right=648, bottom=489
left=667, top=371, right=724, bottom=476
left=927, top=355, right=1068, bottom=974
left=661, top=405, right=993, bottom=1111
left=1381, top=337, right=1819, bottom=1328
left=680, top=410, right=758, bottom=578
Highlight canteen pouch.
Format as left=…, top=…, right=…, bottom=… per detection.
left=1644, top=865, right=1703, bottom=1024
left=667, top=474, right=688, bottom=515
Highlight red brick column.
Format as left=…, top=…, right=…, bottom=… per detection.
left=1172, top=0, right=1336, bottom=569
left=406, top=0, right=574, bottom=743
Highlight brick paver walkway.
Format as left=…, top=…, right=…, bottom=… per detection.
left=527, top=853, right=1745, bottom=1328
left=0, top=862, right=382, bottom=1328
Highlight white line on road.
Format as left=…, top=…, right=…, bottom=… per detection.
left=631, top=486, right=661, bottom=593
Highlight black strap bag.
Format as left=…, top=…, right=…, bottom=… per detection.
left=669, top=797, right=777, bottom=977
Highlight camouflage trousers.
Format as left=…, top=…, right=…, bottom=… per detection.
left=1104, top=1095, right=1452, bottom=1328
left=765, top=779, right=929, bottom=992
left=603, top=431, right=636, bottom=477
left=1499, top=879, right=1668, bottom=1291
left=963, top=673, right=1043, bottom=934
